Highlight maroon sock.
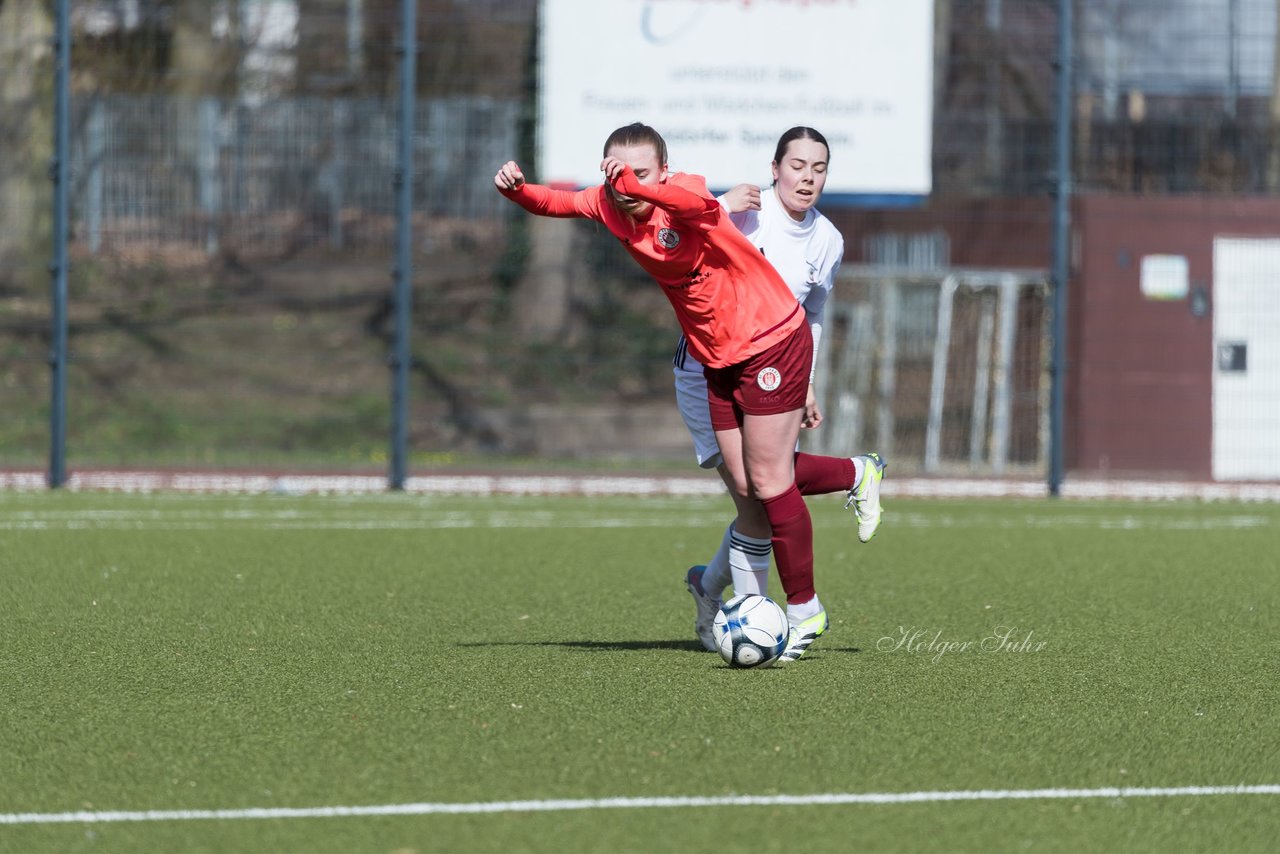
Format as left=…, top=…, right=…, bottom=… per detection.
left=793, top=453, right=855, bottom=496
left=760, top=484, right=816, bottom=605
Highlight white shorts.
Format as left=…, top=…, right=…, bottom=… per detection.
left=672, top=336, right=722, bottom=469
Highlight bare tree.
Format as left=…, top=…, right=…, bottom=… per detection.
left=168, top=0, right=237, bottom=96
left=0, top=0, right=53, bottom=282
left=1268, top=0, right=1280, bottom=190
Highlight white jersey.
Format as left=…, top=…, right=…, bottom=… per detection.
left=728, top=186, right=845, bottom=351
left=673, top=186, right=846, bottom=467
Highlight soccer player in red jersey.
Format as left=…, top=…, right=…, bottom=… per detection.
left=678, top=128, right=886, bottom=653
left=495, top=123, right=836, bottom=662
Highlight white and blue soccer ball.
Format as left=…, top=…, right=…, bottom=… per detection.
left=712, top=594, right=789, bottom=668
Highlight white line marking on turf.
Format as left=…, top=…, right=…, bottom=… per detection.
left=3, top=786, right=1277, bottom=825
left=6, top=470, right=1280, bottom=502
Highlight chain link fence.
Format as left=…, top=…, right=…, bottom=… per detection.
left=2, top=0, right=1278, bottom=482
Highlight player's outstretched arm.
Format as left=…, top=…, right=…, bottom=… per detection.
left=494, top=161, right=591, bottom=218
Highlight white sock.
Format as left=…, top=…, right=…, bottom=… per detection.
left=787, top=594, right=824, bottom=625
left=729, top=527, right=772, bottom=597
left=700, top=524, right=734, bottom=600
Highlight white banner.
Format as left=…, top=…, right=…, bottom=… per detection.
left=538, top=0, right=933, bottom=198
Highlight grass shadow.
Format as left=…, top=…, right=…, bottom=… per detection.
left=458, top=639, right=706, bottom=652
left=458, top=640, right=863, bottom=654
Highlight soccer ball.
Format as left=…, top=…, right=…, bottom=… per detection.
left=712, top=594, right=789, bottom=668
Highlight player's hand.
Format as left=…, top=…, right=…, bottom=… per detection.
left=721, top=183, right=761, bottom=214
left=494, top=161, right=525, bottom=190
left=600, top=156, right=630, bottom=184
left=801, top=384, right=823, bottom=430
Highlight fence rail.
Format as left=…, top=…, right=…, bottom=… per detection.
left=2, top=0, right=1278, bottom=485
left=69, top=95, right=517, bottom=257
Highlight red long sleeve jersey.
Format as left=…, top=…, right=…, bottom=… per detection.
left=499, top=170, right=802, bottom=369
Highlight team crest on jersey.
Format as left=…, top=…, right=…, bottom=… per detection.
left=757, top=367, right=782, bottom=392
left=657, top=227, right=681, bottom=250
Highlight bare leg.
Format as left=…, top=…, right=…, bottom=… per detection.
left=738, top=409, right=804, bottom=500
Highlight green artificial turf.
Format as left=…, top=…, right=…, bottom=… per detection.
left=1, top=491, right=1277, bottom=853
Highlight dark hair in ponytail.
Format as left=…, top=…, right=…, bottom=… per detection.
left=773, top=126, right=830, bottom=165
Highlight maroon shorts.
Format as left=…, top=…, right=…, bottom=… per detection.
left=704, top=323, right=812, bottom=432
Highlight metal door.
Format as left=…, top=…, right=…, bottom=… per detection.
left=1212, top=237, right=1280, bottom=480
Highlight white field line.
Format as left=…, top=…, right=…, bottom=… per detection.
left=4, top=470, right=1280, bottom=501
left=3, top=785, right=1278, bottom=825
left=0, top=508, right=1268, bottom=531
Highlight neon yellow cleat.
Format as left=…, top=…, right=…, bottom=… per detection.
left=846, top=452, right=887, bottom=543
left=776, top=610, right=829, bottom=665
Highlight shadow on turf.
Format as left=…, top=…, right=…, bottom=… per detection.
left=458, top=640, right=862, bottom=654
left=459, top=639, right=706, bottom=652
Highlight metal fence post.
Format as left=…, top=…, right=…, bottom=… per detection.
left=198, top=98, right=222, bottom=257
left=48, top=0, right=70, bottom=489
left=86, top=98, right=104, bottom=255
left=390, top=0, right=418, bottom=491
left=1049, top=0, right=1073, bottom=497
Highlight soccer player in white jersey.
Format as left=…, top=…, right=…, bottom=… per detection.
left=679, top=127, right=886, bottom=660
